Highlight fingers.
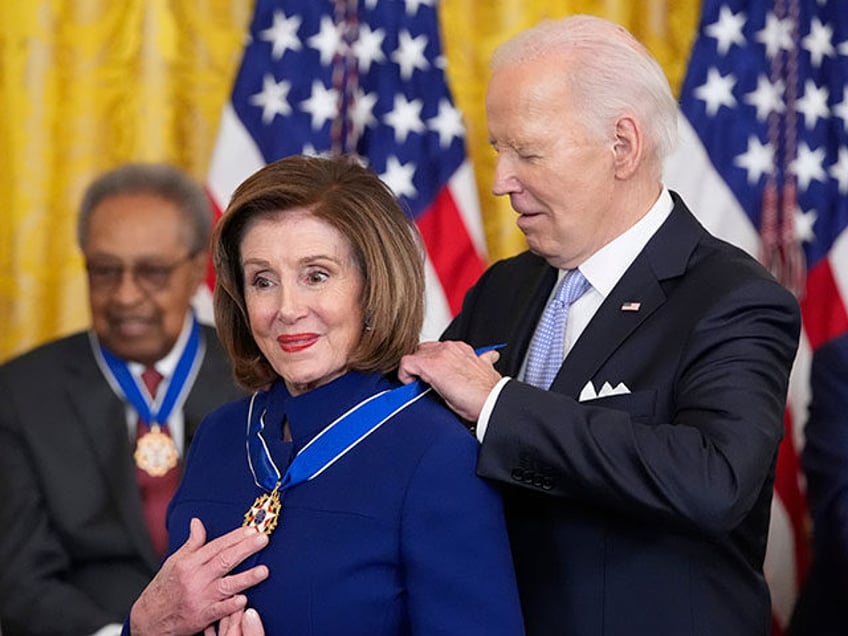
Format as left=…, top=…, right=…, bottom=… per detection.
left=213, top=607, right=264, bottom=636
left=192, top=525, right=269, bottom=580
left=186, top=517, right=207, bottom=550
left=217, top=564, right=270, bottom=597
left=242, top=608, right=265, bottom=636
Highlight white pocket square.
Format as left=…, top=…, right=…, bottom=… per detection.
left=578, top=380, right=631, bottom=402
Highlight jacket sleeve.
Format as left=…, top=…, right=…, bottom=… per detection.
left=0, top=376, right=114, bottom=636
left=477, top=273, right=801, bottom=535
left=401, top=428, right=525, bottom=636
left=802, top=336, right=848, bottom=592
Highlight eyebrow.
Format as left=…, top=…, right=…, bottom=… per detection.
left=241, top=254, right=345, bottom=268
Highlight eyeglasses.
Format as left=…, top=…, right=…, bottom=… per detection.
left=85, top=253, right=197, bottom=293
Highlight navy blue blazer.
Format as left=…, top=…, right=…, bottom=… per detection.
left=164, top=372, right=525, bottom=635
left=0, top=325, right=243, bottom=636
left=789, top=332, right=848, bottom=636
left=444, top=193, right=801, bottom=635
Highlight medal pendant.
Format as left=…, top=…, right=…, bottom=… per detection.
left=134, top=424, right=179, bottom=477
left=243, top=486, right=282, bottom=536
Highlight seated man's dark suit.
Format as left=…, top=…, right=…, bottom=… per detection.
left=0, top=324, right=243, bottom=636
left=789, top=332, right=848, bottom=636
left=444, top=193, right=801, bottom=636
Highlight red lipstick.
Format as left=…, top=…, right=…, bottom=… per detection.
left=277, top=333, right=319, bottom=352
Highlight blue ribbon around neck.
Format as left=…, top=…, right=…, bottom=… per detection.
left=99, top=316, right=201, bottom=425
left=246, top=343, right=506, bottom=494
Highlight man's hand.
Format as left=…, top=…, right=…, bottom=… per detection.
left=129, top=518, right=269, bottom=636
left=398, top=341, right=502, bottom=421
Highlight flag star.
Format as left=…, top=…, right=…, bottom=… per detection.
left=299, top=80, right=339, bottom=131
left=705, top=6, right=746, bottom=56
left=796, top=80, right=830, bottom=129
left=249, top=74, right=292, bottom=124
left=353, top=23, right=386, bottom=73
left=428, top=98, right=465, bottom=148
left=793, top=207, right=817, bottom=243
left=380, top=156, right=417, bottom=198
left=302, top=143, right=322, bottom=157
left=404, top=0, right=435, bottom=16
left=350, top=87, right=378, bottom=138
left=391, top=31, right=430, bottom=80
left=744, top=75, right=785, bottom=122
left=694, top=67, right=737, bottom=116
left=756, top=12, right=793, bottom=59
left=833, top=87, right=848, bottom=132
left=734, top=135, right=774, bottom=184
left=790, top=141, right=827, bottom=191
left=802, top=17, right=836, bottom=67
left=384, top=94, right=426, bottom=143
left=831, top=147, right=848, bottom=193
left=308, top=15, right=344, bottom=66
left=363, top=0, right=379, bottom=9
left=840, top=40, right=848, bottom=56
left=259, top=10, right=302, bottom=61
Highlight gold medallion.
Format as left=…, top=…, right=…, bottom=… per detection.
left=243, top=486, right=282, bottom=536
left=134, top=424, right=179, bottom=477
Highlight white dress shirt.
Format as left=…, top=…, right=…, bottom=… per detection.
left=476, top=189, right=674, bottom=441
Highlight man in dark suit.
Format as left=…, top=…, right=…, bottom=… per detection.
left=399, top=15, right=801, bottom=636
left=789, top=332, right=848, bottom=636
left=0, top=164, right=244, bottom=636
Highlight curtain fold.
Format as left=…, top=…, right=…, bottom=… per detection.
left=0, top=0, right=700, bottom=360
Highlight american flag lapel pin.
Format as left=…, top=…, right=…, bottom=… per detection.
left=620, top=301, right=641, bottom=312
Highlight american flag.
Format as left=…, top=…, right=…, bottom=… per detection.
left=204, top=0, right=486, bottom=339
left=664, top=0, right=848, bottom=633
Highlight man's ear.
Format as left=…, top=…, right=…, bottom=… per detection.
left=612, top=115, right=643, bottom=179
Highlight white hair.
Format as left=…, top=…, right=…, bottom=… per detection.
left=491, top=15, right=679, bottom=171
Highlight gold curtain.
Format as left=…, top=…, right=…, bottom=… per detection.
left=0, top=0, right=701, bottom=362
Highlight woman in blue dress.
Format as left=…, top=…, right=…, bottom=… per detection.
left=127, top=155, right=524, bottom=635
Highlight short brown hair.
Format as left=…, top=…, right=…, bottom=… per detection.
left=213, top=155, right=425, bottom=391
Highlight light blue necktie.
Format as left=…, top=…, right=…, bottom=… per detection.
left=524, top=269, right=591, bottom=389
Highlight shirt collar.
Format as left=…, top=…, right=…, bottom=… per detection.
left=579, top=188, right=674, bottom=297
left=126, top=311, right=195, bottom=380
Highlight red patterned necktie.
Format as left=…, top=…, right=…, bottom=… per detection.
left=135, top=366, right=180, bottom=558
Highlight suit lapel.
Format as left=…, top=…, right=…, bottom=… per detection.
left=554, top=259, right=666, bottom=396
left=182, top=331, right=216, bottom=447
left=499, top=259, right=558, bottom=378
left=551, top=196, right=704, bottom=397
left=65, top=338, right=160, bottom=569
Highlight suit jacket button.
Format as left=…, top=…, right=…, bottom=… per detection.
left=511, top=468, right=524, bottom=481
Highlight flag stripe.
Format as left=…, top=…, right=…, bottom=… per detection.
left=205, top=0, right=485, bottom=339
left=416, top=183, right=486, bottom=315
left=802, top=259, right=848, bottom=350
left=665, top=2, right=848, bottom=631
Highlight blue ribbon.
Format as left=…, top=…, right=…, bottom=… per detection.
left=98, top=316, right=201, bottom=425
left=246, top=343, right=506, bottom=494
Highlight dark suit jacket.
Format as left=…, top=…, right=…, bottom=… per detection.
left=0, top=324, right=244, bottom=636
left=789, top=332, right=848, bottom=636
left=444, top=193, right=801, bottom=636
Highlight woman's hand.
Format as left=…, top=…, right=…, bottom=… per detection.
left=129, top=518, right=269, bottom=636
left=206, top=608, right=266, bottom=636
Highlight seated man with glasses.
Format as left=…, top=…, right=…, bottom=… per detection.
left=0, top=163, right=245, bottom=636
